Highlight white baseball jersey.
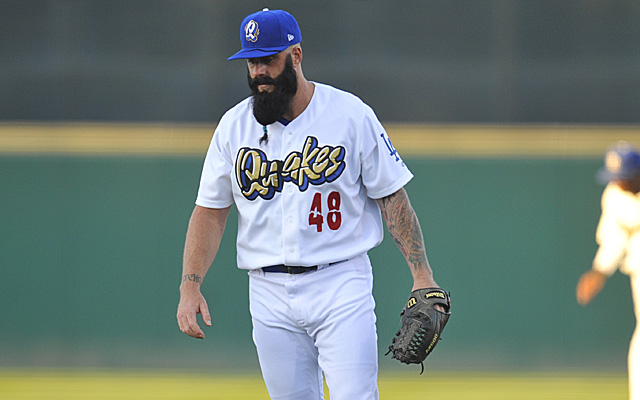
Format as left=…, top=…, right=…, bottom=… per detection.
left=592, top=183, right=640, bottom=276
left=196, top=82, right=413, bottom=269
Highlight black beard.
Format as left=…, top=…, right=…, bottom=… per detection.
left=248, top=55, right=298, bottom=126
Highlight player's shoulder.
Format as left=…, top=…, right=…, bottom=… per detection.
left=315, top=82, right=367, bottom=105
left=602, top=184, right=618, bottom=205
left=601, top=183, right=640, bottom=226
left=602, top=183, right=635, bottom=208
left=313, top=82, right=376, bottom=118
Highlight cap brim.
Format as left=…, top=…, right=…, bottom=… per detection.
left=228, top=46, right=288, bottom=60
left=596, top=168, right=635, bottom=184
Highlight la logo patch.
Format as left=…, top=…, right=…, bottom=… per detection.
left=380, top=132, right=401, bottom=163
left=245, top=20, right=260, bottom=42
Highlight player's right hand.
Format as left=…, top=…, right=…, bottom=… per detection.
left=576, top=269, right=607, bottom=306
left=177, top=289, right=212, bottom=339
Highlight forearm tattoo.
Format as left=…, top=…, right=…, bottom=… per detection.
left=182, top=273, right=203, bottom=284
left=379, top=190, right=428, bottom=271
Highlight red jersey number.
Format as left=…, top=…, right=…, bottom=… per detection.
left=308, top=191, right=342, bottom=233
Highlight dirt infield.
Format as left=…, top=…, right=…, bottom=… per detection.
left=0, top=369, right=628, bottom=399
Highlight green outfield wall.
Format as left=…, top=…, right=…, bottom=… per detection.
left=1, top=125, right=638, bottom=372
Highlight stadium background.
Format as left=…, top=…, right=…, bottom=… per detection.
left=1, top=1, right=640, bottom=398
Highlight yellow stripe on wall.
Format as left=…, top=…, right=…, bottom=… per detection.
left=389, top=124, right=640, bottom=158
left=1, top=122, right=640, bottom=158
left=0, top=123, right=214, bottom=157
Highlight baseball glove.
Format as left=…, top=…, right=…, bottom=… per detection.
left=386, top=288, right=451, bottom=372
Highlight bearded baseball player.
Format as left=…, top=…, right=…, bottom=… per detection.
left=176, top=9, right=451, bottom=400
left=577, top=141, right=640, bottom=400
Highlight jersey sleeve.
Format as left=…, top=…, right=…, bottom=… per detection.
left=359, top=105, right=414, bottom=199
left=195, top=127, right=235, bottom=209
left=592, top=186, right=629, bottom=276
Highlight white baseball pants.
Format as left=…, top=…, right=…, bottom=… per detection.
left=630, top=274, right=640, bottom=399
left=248, top=253, right=379, bottom=400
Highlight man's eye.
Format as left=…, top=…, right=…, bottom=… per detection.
left=248, top=57, right=274, bottom=66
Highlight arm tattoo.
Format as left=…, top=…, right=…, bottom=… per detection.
left=379, top=190, right=428, bottom=272
left=182, top=274, right=203, bottom=284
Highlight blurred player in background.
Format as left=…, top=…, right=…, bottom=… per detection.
left=577, top=141, right=640, bottom=400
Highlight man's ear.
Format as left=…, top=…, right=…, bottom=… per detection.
left=292, top=45, right=303, bottom=66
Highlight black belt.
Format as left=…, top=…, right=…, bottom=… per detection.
left=261, top=260, right=346, bottom=274
left=262, top=265, right=317, bottom=274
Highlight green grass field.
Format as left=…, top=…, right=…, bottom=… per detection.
left=0, top=369, right=628, bottom=399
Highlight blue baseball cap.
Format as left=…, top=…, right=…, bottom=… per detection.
left=597, top=141, right=640, bottom=183
left=228, top=8, right=302, bottom=60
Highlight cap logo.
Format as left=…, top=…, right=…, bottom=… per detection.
left=288, top=34, right=295, bottom=41
left=244, top=20, right=260, bottom=43
left=605, top=150, right=622, bottom=173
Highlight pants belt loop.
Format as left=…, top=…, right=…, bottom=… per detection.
left=316, top=262, right=330, bottom=271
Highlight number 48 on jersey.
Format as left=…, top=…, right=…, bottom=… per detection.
left=308, top=191, right=342, bottom=232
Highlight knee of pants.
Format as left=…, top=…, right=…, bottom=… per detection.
left=264, top=383, right=324, bottom=400
left=324, top=366, right=378, bottom=400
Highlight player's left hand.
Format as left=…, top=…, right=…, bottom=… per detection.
left=412, top=281, right=445, bottom=312
left=387, top=288, right=451, bottom=372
